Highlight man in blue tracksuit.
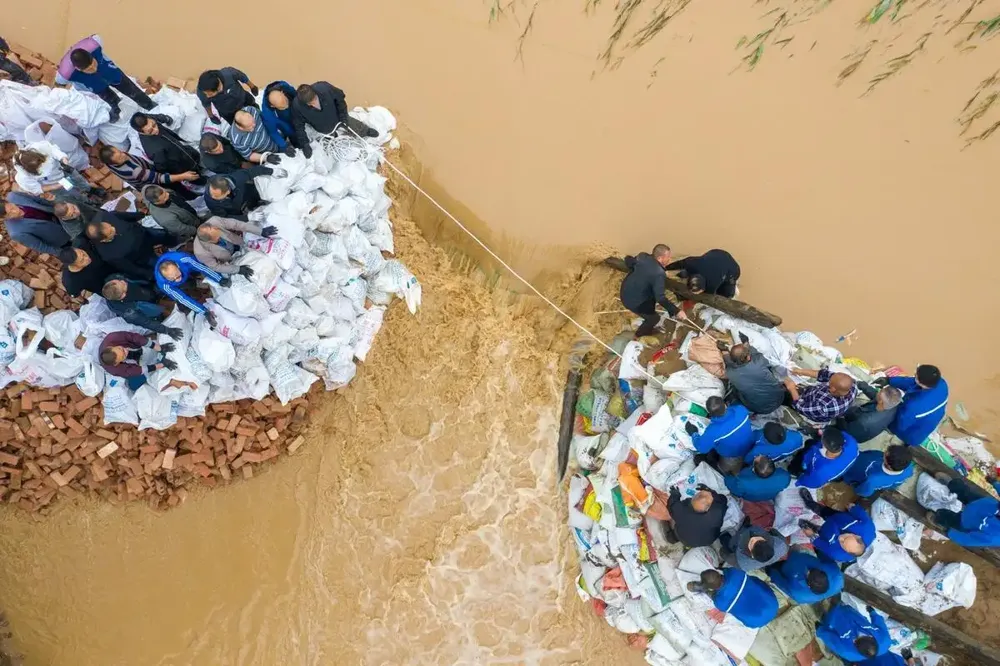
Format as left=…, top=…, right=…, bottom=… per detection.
left=262, top=81, right=301, bottom=151
left=743, top=422, right=805, bottom=464
left=842, top=445, right=914, bottom=498
left=765, top=550, right=842, bottom=604
left=725, top=455, right=790, bottom=501
left=792, top=428, right=859, bottom=489
left=686, top=397, right=754, bottom=474
left=688, top=568, right=778, bottom=629
left=886, top=365, right=948, bottom=446
left=154, top=251, right=229, bottom=317
left=800, top=495, right=876, bottom=563
left=816, top=603, right=891, bottom=662
left=56, top=35, right=153, bottom=120
left=933, top=477, right=1000, bottom=547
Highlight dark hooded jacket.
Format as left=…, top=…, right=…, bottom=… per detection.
left=261, top=81, right=299, bottom=150
left=199, top=134, right=245, bottom=174
left=138, top=121, right=201, bottom=175
left=291, top=81, right=349, bottom=139
left=197, top=67, right=257, bottom=124
left=205, top=165, right=273, bottom=221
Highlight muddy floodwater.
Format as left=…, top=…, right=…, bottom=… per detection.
left=3, top=0, right=1000, bottom=663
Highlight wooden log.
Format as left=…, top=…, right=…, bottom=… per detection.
left=602, top=257, right=782, bottom=328
left=843, top=577, right=1000, bottom=665
left=875, top=490, right=1000, bottom=568
left=910, top=446, right=964, bottom=482
left=557, top=366, right=584, bottom=483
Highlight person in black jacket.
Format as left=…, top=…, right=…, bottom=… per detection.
left=620, top=244, right=687, bottom=338
left=85, top=211, right=170, bottom=280
left=59, top=239, right=110, bottom=298
left=101, top=274, right=183, bottom=339
left=667, top=249, right=741, bottom=297
left=205, top=166, right=283, bottom=221
left=199, top=133, right=248, bottom=174
left=291, top=81, right=378, bottom=158
left=667, top=485, right=728, bottom=547
left=130, top=113, right=205, bottom=183
left=0, top=37, right=34, bottom=85
left=197, top=67, right=258, bottom=124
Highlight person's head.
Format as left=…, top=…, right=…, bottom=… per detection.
left=131, top=113, right=159, bottom=135
left=200, top=133, right=224, bottom=155
left=207, top=175, right=232, bottom=201
left=233, top=108, right=256, bottom=131
left=198, top=71, right=223, bottom=97
left=763, top=422, right=786, bottom=445
left=98, top=145, right=126, bottom=166
left=14, top=150, right=46, bottom=175
left=752, top=455, right=775, bottom=479
left=829, top=372, right=855, bottom=398
left=687, top=274, right=706, bottom=294
left=58, top=247, right=91, bottom=270
left=100, top=346, right=128, bottom=366
left=143, top=185, right=169, bottom=206
left=53, top=202, right=81, bottom=221
left=729, top=343, right=750, bottom=365
left=839, top=533, right=866, bottom=556
left=268, top=87, right=290, bottom=110
left=651, top=243, right=671, bottom=267
left=821, top=428, right=845, bottom=456
left=158, top=260, right=182, bottom=282
left=699, top=569, right=724, bottom=593
left=884, top=444, right=913, bottom=472
left=748, top=537, right=775, bottom=563
left=85, top=221, right=114, bottom=242
left=706, top=396, right=726, bottom=419
left=690, top=489, right=715, bottom=513
left=196, top=223, right=222, bottom=243
left=876, top=385, right=903, bottom=412
left=69, top=48, right=96, bottom=73
left=296, top=84, right=317, bottom=105
left=916, top=364, right=942, bottom=389
left=101, top=279, right=127, bottom=301
left=38, top=121, right=53, bottom=134
left=854, top=635, right=878, bottom=659
left=805, top=568, right=829, bottom=594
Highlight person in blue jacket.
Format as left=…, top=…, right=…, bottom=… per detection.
left=725, top=455, right=790, bottom=501
left=842, top=445, right=914, bottom=498
left=799, top=494, right=876, bottom=563
left=931, top=476, right=1000, bottom=547
left=816, top=603, right=891, bottom=663
left=154, top=251, right=229, bottom=318
left=792, top=428, right=859, bottom=489
left=262, top=81, right=302, bottom=152
left=743, top=422, right=805, bottom=464
left=685, top=397, right=754, bottom=474
left=885, top=365, right=948, bottom=446
left=55, top=35, right=153, bottom=120
left=765, top=550, right=842, bottom=604
left=687, top=567, right=778, bottom=629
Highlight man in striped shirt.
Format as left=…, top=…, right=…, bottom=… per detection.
left=98, top=145, right=201, bottom=197
left=227, top=106, right=284, bottom=164
left=154, top=251, right=229, bottom=318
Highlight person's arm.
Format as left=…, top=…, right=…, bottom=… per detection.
left=887, top=376, right=918, bottom=392
left=857, top=381, right=879, bottom=402
left=664, top=258, right=691, bottom=272
left=791, top=367, right=820, bottom=379
left=292, top=108, right=311, bottom=157
left=162, top=283, right=207, bottom=315
left=182, top=255, right=226, bottom=286
left=230, top=67, right=257, bottom=95
left=242, top=164, right=274, bottom=179
left=216, top=216, right=264, bottom=235
left=331, top=86, right=350, bottom=126
left=13, top=170, right=45, bottom=195
left=783, top=376, right=801, bottom=402
left=102, top=358, right=144, bottom=378
left=723, top=474, right=742, bottom=498
left=651, top=271, right=679, bottom=316
left=7, top=226, right=65, bottom=256
left=194, top=244, right=240, bottom=275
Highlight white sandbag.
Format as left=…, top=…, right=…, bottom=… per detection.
left=675, top=461, right=727, bottom=500
left=41, top=310, right=81, bottom=350
left=619, top=341, right=646, bottom=380
left=134, top=383, right=177, bottom=431
left=261, top=190, right=313, bottom=244
left=369, top=260, right=421, bottom=314
left=208, top=301, right=262, bottom=346
left=262, top=322, right=296, bottom=351
left=846, top=533, right=926, bottom=606
left=35, top=348, right=85, bottom=384
left=773, top=485, right=820, bottom=545
left=102, top=374, right=139, bottom=426
left=700, top=309, right=795, bottom=369
left=150, top=87, right=208, bottom=143
left=244, top=234, right=295, bottom=270
left=366, top=216, right=394, bottom=254
left=351, top=306, right=385, bottom=362
left=711, top=614, right=759, bottom=660
left=175, top=382, right=210, bottom=418
left=661, top=365, right=725, bottom=405
left=236, top=251, right=281, bottom=294
left=341, top=276, right=368, bottom=315
left=213, top=274, right=263, bottom=317
left=0, top=330, right=14, bottom=371
left=916, top=473, right=963, bottom=513
left=921, top=562, right=976, bottom=616
left=264, top=345, right=318, bottom=405
left=871, top=498, right=924, bottom=551
left=193, top=316, right=235, bottom=373
left=0, top=279, right=33, bottom=310
left=284, top=298, right=319, bottom=329
left=10, top=308, right=44, bottom=362
left=317, top=196, right=360, bottom=233
left=264, top=278, right=300, bottom=312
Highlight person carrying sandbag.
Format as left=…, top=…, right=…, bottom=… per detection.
left=99, top=330, right=176, bottom=391
left=154, top=251, right=230, bottom=324
left=193, top=217, right=278, bottom=275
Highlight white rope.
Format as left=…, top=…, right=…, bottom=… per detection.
left=329, top=123, right=676, bottom=388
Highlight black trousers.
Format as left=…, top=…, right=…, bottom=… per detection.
left=716, top=280, right=738, bottom=298
left=98, top=75, right=154, bottom=111
left=935, top=478, right=990, bottom=530
left=626, top=297, right=660, bottom=337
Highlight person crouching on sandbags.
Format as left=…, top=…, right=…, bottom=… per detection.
left=666, top=248, right=741, bottom=298
left=154, top=251, right=230, bottom=326
left=193, top=217, right=277, bottom=275
left=687, top=567, right=778, bottom=629
left=619, top=244, right=687, bottom=339
left=99, top=331, right=176, bottom=391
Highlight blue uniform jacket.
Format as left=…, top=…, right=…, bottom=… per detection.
left=817, top=604, right=891, bottom=663
left=743, top=428, right=805, bottom=464
left=724, top=467, right=791, bottom=501
left=67, top=46, right=123, bottom=92
left=795, top=434, right=859, bottom=489
left=691, top=405, right=754, bottom=458
left=949, top=497, right=1000, bottom=547
left=261, top=81, right=297, bottom=150
left=154, top=251, right=224, bottom=316
left=814, top=504, right=876, bottom=562
left=842, top=450, right=914, bottom=497
left=712, top=568, right=778, bottom=629
left=767, top=551, right=843, bottom=604
left=888, top=376, right=949, bottom=446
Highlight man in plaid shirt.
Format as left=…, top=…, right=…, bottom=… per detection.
left=783, top=368, right=857, bottom=424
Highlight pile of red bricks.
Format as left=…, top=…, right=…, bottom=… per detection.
left=0, top=45, right=324, bottom=513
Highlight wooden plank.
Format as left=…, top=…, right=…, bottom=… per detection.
left=843, top=576, right=1000, bottom=665
left=602, top=256, right=782, bottom=328
left=557, top=367, right=583, bottom=483
left=910, top=447, right=964, bottom=482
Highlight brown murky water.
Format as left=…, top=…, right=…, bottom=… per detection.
left=3, top=0, right=1000, bottom=663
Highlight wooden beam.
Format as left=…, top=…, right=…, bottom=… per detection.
left=602, top=257, right=782, bottom=328
left=843, top=577, right=1000, bottom=665
left=875, top=490, right=1000, bottom=568
left=557, top=366, right=583, bottom=482
left=909, top=447, right=964, bottom=483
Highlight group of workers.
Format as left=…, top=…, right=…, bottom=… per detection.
left=0, top=34, right=378, bottom=390
left=620, top=245, right=995, bottom=665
